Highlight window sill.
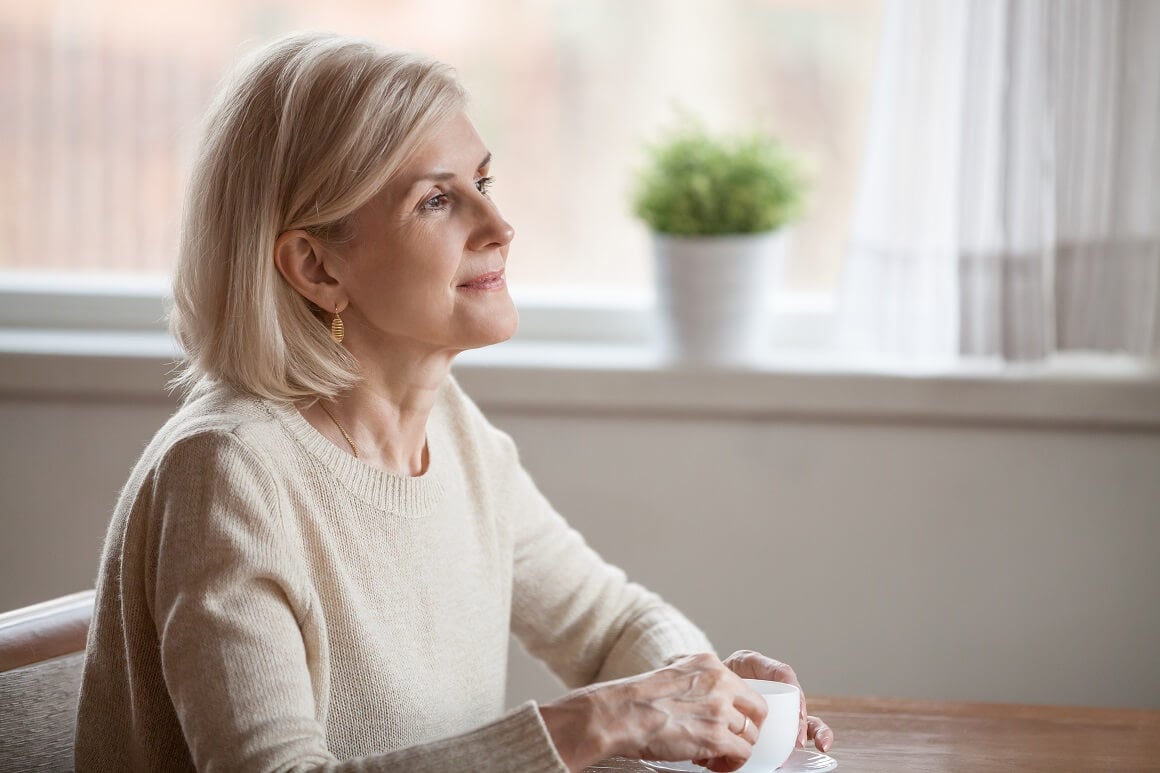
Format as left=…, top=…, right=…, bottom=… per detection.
left=2, top=328, right=1158, bottom=431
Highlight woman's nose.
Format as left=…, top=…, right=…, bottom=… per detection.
left=470, top=200, right=515, bottom=251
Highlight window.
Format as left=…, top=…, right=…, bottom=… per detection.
left=1, top=0, right=884, bottom=327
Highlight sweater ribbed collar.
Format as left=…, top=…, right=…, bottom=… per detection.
left=261, top=396, right=448, bottom=519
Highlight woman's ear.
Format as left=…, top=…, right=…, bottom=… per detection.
left=273, top=230, right=346, bottom=312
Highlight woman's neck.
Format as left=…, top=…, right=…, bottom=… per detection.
left=305, top=351, right=456, bottom=476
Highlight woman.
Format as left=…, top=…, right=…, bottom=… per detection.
left=75, top=32, right=833, bottom=772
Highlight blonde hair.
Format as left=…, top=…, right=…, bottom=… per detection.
left=170, top=32, right=466, bottom=401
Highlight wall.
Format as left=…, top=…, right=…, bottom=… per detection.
left=1, top=344, right=1158, bottom=710
left=491, top=405, right=1160, bottom=711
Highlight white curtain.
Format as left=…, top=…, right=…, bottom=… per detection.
left=840, top=0, right=1160, bottom=362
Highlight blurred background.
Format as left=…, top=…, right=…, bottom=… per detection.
left=0, top=0, right=881, bottom=294
left=1, top=0, right=1157, bottom=713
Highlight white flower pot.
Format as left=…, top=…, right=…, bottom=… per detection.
left=652, top=230, right=784, bottom=365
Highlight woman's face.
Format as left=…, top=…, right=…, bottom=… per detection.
left=334, top=111, right=517, bottom=360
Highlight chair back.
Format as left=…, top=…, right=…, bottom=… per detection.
left=0, top=591, right=95, bottom=773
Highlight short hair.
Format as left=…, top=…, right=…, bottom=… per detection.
left=170, top=32, right=467, bottom=402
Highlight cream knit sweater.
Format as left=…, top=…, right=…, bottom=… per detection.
left=75, top=378, right=712, bottom=771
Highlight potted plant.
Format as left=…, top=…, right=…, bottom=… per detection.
left=632, top=123, right=805, bottom=364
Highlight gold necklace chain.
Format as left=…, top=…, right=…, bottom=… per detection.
left=318, top=400, right=359, bottom=459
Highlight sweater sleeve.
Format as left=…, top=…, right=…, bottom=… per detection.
left=493, top=432, right=715, bottom=687
left=148, top=430, right=566, bottom=773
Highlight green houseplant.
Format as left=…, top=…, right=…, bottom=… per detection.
left=633, top=125, right=804, bottom=236
left=632, top=124, right=805, bottom=364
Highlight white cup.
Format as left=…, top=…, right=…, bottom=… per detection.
left=737, top=678, right=800, bottom=772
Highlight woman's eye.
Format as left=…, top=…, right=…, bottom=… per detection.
left=421, top=192, right=448, bottom=211
left=421, top=177, right=493, bottom=212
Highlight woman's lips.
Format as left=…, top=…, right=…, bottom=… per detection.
left=458, top=270, right=506, bottom=290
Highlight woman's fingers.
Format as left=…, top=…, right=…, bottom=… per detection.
left=729, top=679, right=769, bottom=731
left=641, top=653, right=827, bottom=766
left=806, top=715, right=834, bottom=753
left=690, top=714, right=754, bottom=773
left=728, top=708, right=760, bottom=745
left=696, top=682, right=768, bottom=770
left=612, top=653, right=772, bottom=767
left=723, top=650, right=808, bottom=745
left=724, top=650, right=802, bottom=689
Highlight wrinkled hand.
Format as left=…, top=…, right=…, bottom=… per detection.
left=623, top=653, right=768, bottom=772
left=540, top=652, right=768, bottom=773
left=722, top=649, right=833, bottom=753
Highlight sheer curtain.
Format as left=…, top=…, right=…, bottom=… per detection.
left=840, top=0, right=1160, bottom=362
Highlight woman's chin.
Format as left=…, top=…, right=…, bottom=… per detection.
left=461, top=307, right=519, bottom=351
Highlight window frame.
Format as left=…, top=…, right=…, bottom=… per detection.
left=0, top=272, right=838, bottom=352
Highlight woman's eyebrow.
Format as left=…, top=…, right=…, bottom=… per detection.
left=413, top=153, right=494, bottom=185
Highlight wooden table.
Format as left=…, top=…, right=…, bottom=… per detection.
left=584, top=696, right=1160, bottom=772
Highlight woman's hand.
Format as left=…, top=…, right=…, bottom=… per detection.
left=722, top=649, right=834, bottom=753
left=539, top=652, right=768, bottom=773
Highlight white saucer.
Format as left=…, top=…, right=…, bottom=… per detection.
left=642, top=748, right=837, bottom=773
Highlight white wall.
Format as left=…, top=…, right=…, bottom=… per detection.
left=0, top=395, right=174, bottom=608
left=2, top=347, right=1158, bottom=710
left=492, top=407, right=1160, bottom=711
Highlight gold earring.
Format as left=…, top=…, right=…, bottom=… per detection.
left=330, top=304, right=345, bottom=343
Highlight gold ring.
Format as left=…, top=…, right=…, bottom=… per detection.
left=739, top=716, right=750, bottom=736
